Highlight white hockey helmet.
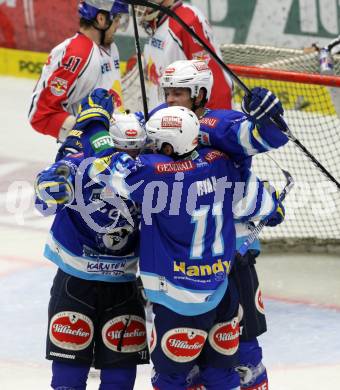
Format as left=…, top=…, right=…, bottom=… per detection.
left=110, top=113, right=147, bottom=150
left=160, top=60, right=214, bottom=101
left=145, top=106, right=199, bottom=155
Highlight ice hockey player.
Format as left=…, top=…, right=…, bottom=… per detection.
left=28, top=0, right=129, bottom=141
left=134, top=0, right=233, bottom=111
left=67, top=88, right=285, bottom=389
left=157, top=59, right=288, bottom=389
left=34, top=97, right=149, bottom=390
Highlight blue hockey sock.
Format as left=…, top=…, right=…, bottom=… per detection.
left=152, top=369, right=190, bottom=390
left=51, top=361, right=90, bottom=390
left=200, top=366, right=240, bottom=390
left=99, top=366, right=136, bottom=390
left=238, top=339, right=268, bottom=389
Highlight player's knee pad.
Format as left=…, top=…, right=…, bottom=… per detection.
left=237, top=339, right=268, bottom=389
left=51, top=361, right=90, bottom=390
left=99, top=367, right=136, bottom=390
left=199, top=366, right=240, bottom=390
left=151, top=367, right=189, bottom=390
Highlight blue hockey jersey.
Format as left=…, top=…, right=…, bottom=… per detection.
left=36, top=154, right=140, bottom=283
left=149, top=105, right=287, bottom=254
left=197, top=109, right=288, bottom=252
left=81, top=129, right=276, bottom=315
left=149, top=105, right=289, bottom=162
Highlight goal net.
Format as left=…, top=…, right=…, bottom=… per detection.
left=220, top=44, right=340, bottom=252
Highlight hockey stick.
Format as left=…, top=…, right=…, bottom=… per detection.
left=124, top=0, right=340, bottom=189
left=236, top=158, right=295, bottom=257
left=326, top=36, right=340, bottom=51
left=131, top=4, right=149, bottom=121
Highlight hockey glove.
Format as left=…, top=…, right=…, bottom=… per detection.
left=241, top=87, right=284, bottom=124
left=55, top=129, right=83, bottom=162
left=75, top=88, right=114, bottom=131
left=35, top=163, right=74, bottom=206
left=263, top=181, right=285, bottom=227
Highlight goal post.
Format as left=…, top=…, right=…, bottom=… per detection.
left=220, top=45, right=340, bottom=253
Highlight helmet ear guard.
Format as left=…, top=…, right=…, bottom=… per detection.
left=145, top=106, right=200, bottom=156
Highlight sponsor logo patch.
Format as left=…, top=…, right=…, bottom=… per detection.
left=161, top=116, right=182, bottom=128
left=125, top=129, right=138, bottom=137
left=155, top=160, right=196, bottom=173
left=90, top=131, right=114, bottom=153
left=205, top=150, right=229, bottom=163
left=173, top=259, right=231, bottom=279
left=193, top=61, right=210, bottom=72
left=164, top=67, right=176, bottom=75
left=50, top=77, right=68, bottom=96
left=199, top=131, right=210, bottom=145
left=102, top=315, right=147, bottom=353
left=150, top=37, right=165, bottom=50
left=208, top=317, right=240, bottom=355
left=49, top=311, right=93, bottom=351
left=86, top=260, right=126, bottom=275
left=161, top=328, right=207, bottom=363
left=49, top=351, right=76, bottom=360
left=255, top=287, right=265, bottom=315
left=199, top=117, right=219, bottom=128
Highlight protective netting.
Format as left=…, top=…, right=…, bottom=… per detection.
left=221, top=44, right=340, bottom=252
left=221, top=44, right=340, bottom=75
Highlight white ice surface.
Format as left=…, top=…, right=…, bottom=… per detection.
left=0, top=77, right=339, bottom=389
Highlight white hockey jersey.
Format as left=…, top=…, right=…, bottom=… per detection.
left=28, top=32, right=124, bottom=138
left=143, top=2, right=233, bottom=111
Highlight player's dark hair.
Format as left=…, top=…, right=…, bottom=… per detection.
left=191, top=87, right=208, bottom=111
left=79, top=11, right=111, bottom=29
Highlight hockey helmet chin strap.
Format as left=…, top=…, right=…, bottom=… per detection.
left=92, top=12, right=114, bottom=46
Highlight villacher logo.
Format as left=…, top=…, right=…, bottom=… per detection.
left=49, top=311, right=93, bottom=351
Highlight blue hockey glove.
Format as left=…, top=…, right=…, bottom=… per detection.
left=55, top=130, right=83, bottom=162
left=35, top=163, right=74, bottom=206
left=263, top=181, right=285, bottom=227
left=75, top=88, right=114, bottom=130
left=241, top=87, right=284, bottom=124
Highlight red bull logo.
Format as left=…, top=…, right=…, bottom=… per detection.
left=50, top=77, right=68, bottom=97
left=146, top=57, right=161, bottom=85
left=109, top=88, right=122, bottom=110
